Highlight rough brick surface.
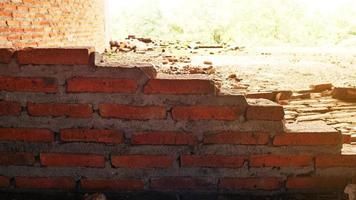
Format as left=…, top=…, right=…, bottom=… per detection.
left=111, top=155, right=173, bottom=169
left=132, top=132, right=196, bottom=145
left=15, top=177, right=76, bottom=189
left=40, top=153, right=105, bottom=168
left=250, top=155, right=312, bottom=167
left=273, top=133, right=341, bottom=146
left=204, top=132, right=269, bottom=145
left=246, top=105, right=284, bottom=121
left=17, top=48, right=93, bottom=65
left=80, top=179, right=144, bottom=190
left=0, top=1, right=105, bottom=50
left=286, top=177, right=348, bottom=189
left=99, top=104, right=166, bottom=120
left=0, top=128, right=53, bottom=142
left=316, top=155, right=356, bottom=168
left=172, top=106, right=241, bottom=121
left=60, top=129, right=124, bottom=144
left=67, top=77, right=138, bottom=93
left=0, top=176, right=9, bottom=188
left=0, top=152, right=35, bottom=166
left=0, top=100, right=21, bottom=116
left=28, top=102, right=92, bottom=118
left=0, top=76, right=57, bottom=93
left=219, top=178, right=281, bottom=190
left=275, top=122, right=341, bottom=145
left=181, top=155, right=245, bottom=168
left=0, top=48, right=14, bottom=63
left=150, top=177, right=213, bottom=190
left=144, top=78, right=216, bottom=95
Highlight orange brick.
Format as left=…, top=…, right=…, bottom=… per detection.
left=250, top=154, right=312, bottom=167
left=144, top=78, right=216, bottom=95
left=273, top=133, right=341, bottom=146
left=0, top=100, right=21, bottom=116
left=67, top=77, right=138, bottom=93
left=16, top=177, right=76, bottom=189
left=80, top=179, right=144, bottom=190
left=28, top=102, right=92, bottom=118
left=219, top=177, right=282, bottom=190
left=40, top=153, right=105, bottom=168
left=111, top=155, right=173, bottom=169
left=0, top=152, right=35, bottom=166
left=204, top=132, right=269, bottom=145
left=181, top=155, right=245, bottom=168
left=99, top=104, right=166, bottom=120
left=316, top=155, right=356, bottom=168
left=286, top=177, right=347, bottom=189
left=17, top=48, right=94, bottom=65
left=132, top=132, right=196, bottom=145
left=60, top=129, right=124, bottom=144
left=0, top=128, right=54, bottom=142
left=172, top=106, right=241, bottom=121
left=246, top=105, right=284, bottom=121
left=0, top=76, right=58, bottom=93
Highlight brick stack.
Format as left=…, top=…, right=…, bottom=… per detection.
left=0, top=48, right=355, bottom=196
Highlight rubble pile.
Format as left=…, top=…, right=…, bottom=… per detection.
left=103, top=36, right=356, bottom=147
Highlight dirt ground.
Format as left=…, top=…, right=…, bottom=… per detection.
left=103, top=39, right=356, bottom=154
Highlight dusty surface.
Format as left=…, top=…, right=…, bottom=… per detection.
left=103, top=40, right=356, bottom=153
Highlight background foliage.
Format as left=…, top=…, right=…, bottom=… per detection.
left=107, top=0, right=356, bottom=46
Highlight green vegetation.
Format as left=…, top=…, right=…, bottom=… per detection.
left=108, top=0, right=356, bottom=46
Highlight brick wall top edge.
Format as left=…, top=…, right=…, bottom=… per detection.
left=16, top=47, right=95, bottom=65
left=284, top=121, right=339, bottom=134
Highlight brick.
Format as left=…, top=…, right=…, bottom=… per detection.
left=286, top=177, right=348, bottom=189
left=250, top=155, right=312, bottom=167
left=0, top=48, right=14, bottom=63
left=0, top=176, right=9, bottom=188
left=273, top=133, right=341, bottom=146
left=132, top=132, right=196, bottom=145
left=204, top=132, right=269, bottom=145
left=99, top=104, right=166, bottom=120
left=332, top=87, right=356, bottom=101
left=111, top=155, right=173, bottom=168
left=17, top=48, right=94, bottom=65
left=28, top=102, right=92, bottom=118
left=0, top=152, right=35, bottom=166
left=40, top=153, right=105, bottom=168
left=310, top=83, right=333, bottom=92
left=246, top=105, right=284, bottom=121
left=16, top=177, right=76, bottom=189
left=60, top=129, right=124, bottom=144
left=150, top=177, right=213, bottom=190
left=80, top=179, right=144, bottom=190
left=246, top=92, right=276, bottom=101
left=0, top=76, right=58, bottom=93
left=276, top=122, right=341, bottom=146
left=144, top=78, right=216, bottom=95
left=219, top=178, right=281, bottom=190
left=67, top=77, right=138, bottom=93
left=0, top=128, right=54, bottom=142
left=0, top=100, right=21, bottom=116
left=316, top=155, right=356, bottom=168
left=172, top=106, right=241, bottom=121
left=181, top=155, right=245, bottom=168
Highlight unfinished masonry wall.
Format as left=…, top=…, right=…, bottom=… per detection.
left=0, top=47, right=355, bottom=195
left=0, top=0, right=105, bottom=50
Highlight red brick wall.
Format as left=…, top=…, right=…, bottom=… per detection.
left=0, top=0, right=105, bottom=50
left=0, top=47, right=354, bottom=196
